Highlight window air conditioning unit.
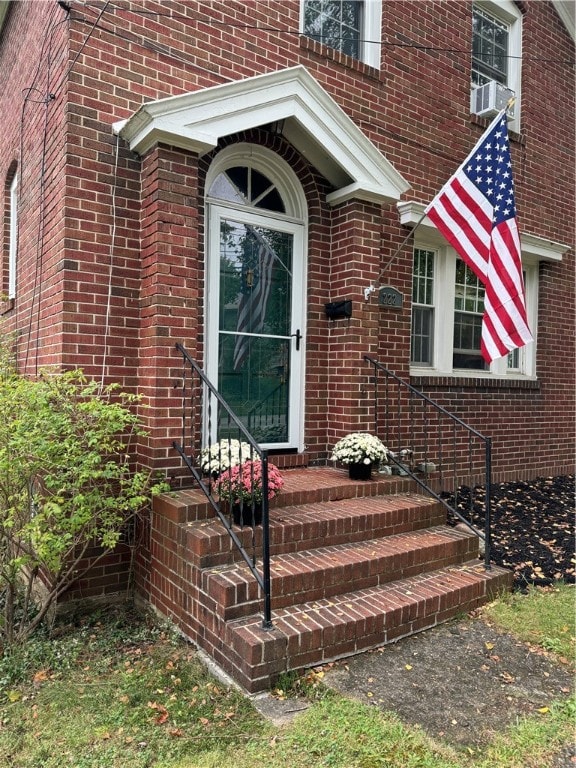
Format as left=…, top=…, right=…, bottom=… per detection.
left=470, top=81, right=515, bottom=119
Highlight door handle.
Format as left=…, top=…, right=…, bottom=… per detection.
left=291, top=329, right=302, bottom=351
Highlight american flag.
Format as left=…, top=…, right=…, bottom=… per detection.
left=425, top=111, right=533, bottom=363
left=233, top=230, right=276, bottom=370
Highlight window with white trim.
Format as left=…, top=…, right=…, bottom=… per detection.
left=410, top=243, right=537, bottom=378
left=472, top=6, right=509, bottom=86
left=3, top=171, right=17, bottom=303
left=411, top=248, right=435, bottom=366
left=471, top=1, right=522, bottom=131
left=8, top=173, right=17, bottom=300
left=301, top=0, right=382, bottom=68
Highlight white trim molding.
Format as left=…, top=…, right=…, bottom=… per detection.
left=397, top=201, right=570, bottom=263
left=114, top=66, right=410, bottom=206
left=552, top=0, right=575, bottom=42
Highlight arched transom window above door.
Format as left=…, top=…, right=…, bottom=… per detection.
left=206, top=144, right=307, bottom=220
left=209, top=166, right=285, bottom=214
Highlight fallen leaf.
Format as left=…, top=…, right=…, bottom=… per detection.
left=33, top=670, right=48, bottom=686
left=6, top=690, right=22, bottom=703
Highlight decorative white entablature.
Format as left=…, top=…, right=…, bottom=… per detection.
left=113, top=65, right=410, bottom=207
left=396, top=200, right=570, bottom=264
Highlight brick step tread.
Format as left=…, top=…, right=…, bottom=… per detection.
left=204, top=525, right=480, bottom=619
left=185, top=493, right=446, bottom=567
left=153, top=469, right=419, bottom=524
left=219, top=562, right=513, bottom=692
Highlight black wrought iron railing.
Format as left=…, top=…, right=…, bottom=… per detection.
left=364, top=356, right=493, bottom=569
left=172, top=343, right=273, bottom=628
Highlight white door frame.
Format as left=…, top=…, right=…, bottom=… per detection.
left=206, top=203, right=306, bottom=451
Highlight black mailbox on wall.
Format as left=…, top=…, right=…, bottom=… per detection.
left=325, top=300, right=352, bottom=320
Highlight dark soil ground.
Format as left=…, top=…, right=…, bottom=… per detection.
left=445, top=474, right=575, bottom=588
left=319, top=476, right=575, bottom=763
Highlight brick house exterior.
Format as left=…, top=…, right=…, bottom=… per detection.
left=0, top=1, right=573, bottom=687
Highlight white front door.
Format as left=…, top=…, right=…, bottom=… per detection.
left=207, top=204, right=305, bottom=451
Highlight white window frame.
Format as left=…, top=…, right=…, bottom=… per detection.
left=400, top=202, right=568, bottom=380
left=300, top=0, right=382, bottom=69
left=411, top=247, right=436, bottom=366
left=410, top=238, right=537, bottom=379
left=472, top=1, right=522, bottom=132
left=8, top=173, right=17, bottom=300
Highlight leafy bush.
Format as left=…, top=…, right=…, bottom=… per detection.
left=0, top=335, right=167, bottom=644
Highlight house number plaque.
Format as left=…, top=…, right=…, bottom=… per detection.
left=378, top=286, right=403, bottom=309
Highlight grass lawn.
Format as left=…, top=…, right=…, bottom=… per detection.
left=0, top=584, right=573, bottom=768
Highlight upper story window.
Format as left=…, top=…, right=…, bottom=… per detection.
left=472, top=6, right=509, bottom=86
left=301, top=0, right=382, bottom=69
left=471, top=1, right=522, bottom=131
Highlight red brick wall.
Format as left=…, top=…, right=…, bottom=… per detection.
left=0, top=0, right=573, bottom=489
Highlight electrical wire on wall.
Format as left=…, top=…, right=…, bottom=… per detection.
left=99, top=132, right=120, bottom=390
left=21, top=6, right=68, bottom=375
left=20, top=0, right=111, bottom=374
left=79, top=0, right=575, bottom=66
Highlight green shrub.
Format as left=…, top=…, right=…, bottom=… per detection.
left=0, top=334, right=167, bottom=644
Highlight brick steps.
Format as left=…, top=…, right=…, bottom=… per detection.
left=203, top=525, right=479, bottom=620
left=184, top=493, right=446, bottom=568
left=220, top=561, right=512, bottom=692
left=150, top=467, right=513, bottom=693
left=153, top=470, right=417, bottom=524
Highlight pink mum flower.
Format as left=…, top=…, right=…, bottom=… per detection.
left=217, top=460, right=284, bottom=504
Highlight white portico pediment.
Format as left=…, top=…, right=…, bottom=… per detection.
left=113, top=65, right=410, bottom=206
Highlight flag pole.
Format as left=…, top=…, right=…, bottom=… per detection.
left=366, top=104, right=517, bottom=302
left=364, top=209, right=428, bottom=301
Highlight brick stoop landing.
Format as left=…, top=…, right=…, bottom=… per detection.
left=149, top=468, right=512, bottom=693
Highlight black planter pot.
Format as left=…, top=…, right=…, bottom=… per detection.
left=348, top=462, right=373, bottom=480
left=232, top=502, right=263, bottom=526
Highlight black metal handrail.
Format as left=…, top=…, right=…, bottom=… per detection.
left=172, top=343, right=273, bottom=628
left=364, top=356, right=492, bottom=569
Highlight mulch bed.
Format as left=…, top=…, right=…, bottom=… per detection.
left=445, top=475, right=575, bottom=588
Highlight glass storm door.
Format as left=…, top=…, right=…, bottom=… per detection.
left=207, top=205, right=305, bottom=450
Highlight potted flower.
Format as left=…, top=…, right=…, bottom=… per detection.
left=200, top=438, right=253, bottom=478
left=331, top=432, right=388, bottom=480
left=217, top=460, right=284, bottom=525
